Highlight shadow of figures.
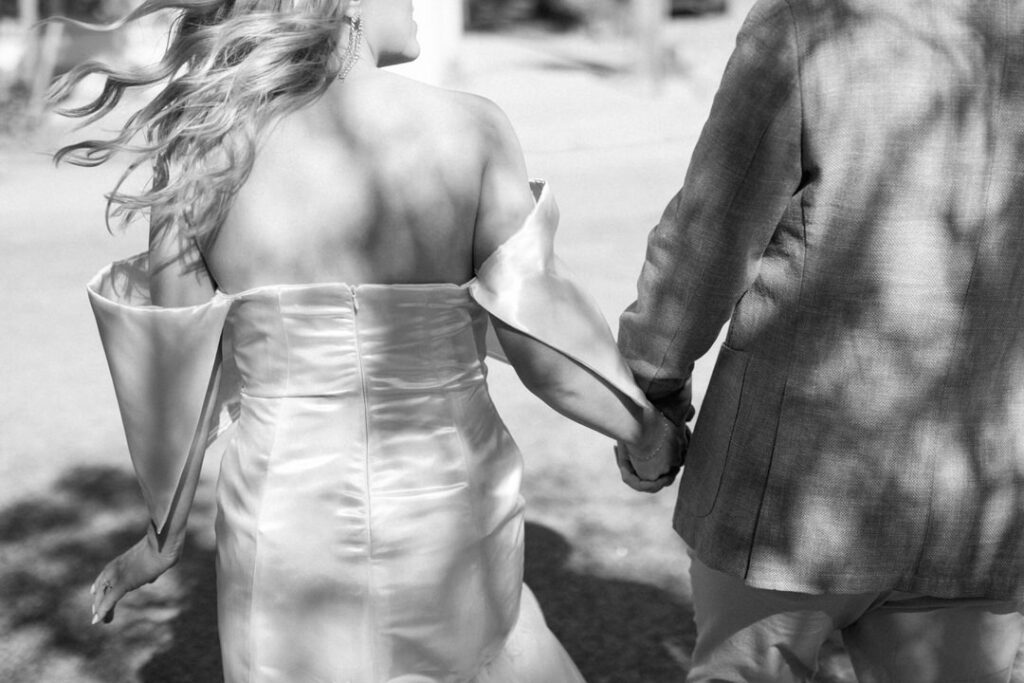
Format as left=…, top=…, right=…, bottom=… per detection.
left=136, top=541, right=220, bottom=683
left=0, top=464, right=220, bottom=683
left=523, top=522, right=694, bottom=682
left=0, top=467, right=702, bottom=682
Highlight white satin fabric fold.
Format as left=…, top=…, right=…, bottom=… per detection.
left=86, top=181, right=631, bottom=681
left=87, top=253, right=232, bottom=534
left=470, top=182, right=649, bottom=410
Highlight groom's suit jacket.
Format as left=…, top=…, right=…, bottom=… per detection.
left=619, top=0, right=1024, bottom=599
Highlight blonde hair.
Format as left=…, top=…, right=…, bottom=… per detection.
left=52, top=0, right=349, bottom=240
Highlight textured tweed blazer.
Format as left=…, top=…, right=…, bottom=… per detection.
left=619, top=0, right=1024, bottom=599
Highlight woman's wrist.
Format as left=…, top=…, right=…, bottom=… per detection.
left=146, top=523, right=186, bottom=563
left=627, top=410, right=676, bottom=462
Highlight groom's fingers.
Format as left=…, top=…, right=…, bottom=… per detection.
left=633, top=458, right=671, bottom=481
left=627, top=474, right=673, bottom=493
left=616, top=442, right=672, bottom=481
left=615, top=446, right=671, bottom=492
left=614, top=444, right=639, bottom=478
left=642, top=473, right=676, bottom=491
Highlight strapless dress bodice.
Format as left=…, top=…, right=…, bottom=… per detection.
left=225, top=283, right=490, bottom=399
left=86, top=181, right=635, bottom=682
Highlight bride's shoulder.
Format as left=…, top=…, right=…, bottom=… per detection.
left=447, top=90, right=517, bottom=136
left=384, top=74, right=518, bottom=140
left=442, top=91, right=524, bottom=162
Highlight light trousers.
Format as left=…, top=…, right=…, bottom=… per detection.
left=688, top=554, right=1024, bottom=683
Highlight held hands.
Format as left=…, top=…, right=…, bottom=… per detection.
left=90, top=524, right=183, bottom=625
left=615, top=408, right=686, bottom=493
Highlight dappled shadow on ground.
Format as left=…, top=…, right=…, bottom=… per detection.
left=136, top=549, right=220, bottom=683
left=524, top=523, right=692, bottom=681
left=0, top=465, right=699, bottom=682
left=0, top=464, right=219, bottom=683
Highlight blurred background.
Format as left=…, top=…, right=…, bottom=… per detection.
left=0, top=0, right=978, bottom=681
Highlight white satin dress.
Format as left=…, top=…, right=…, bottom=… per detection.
left=87, top=183, right=647, bottom=682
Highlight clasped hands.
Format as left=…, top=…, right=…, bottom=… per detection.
left=615, top=408, right=686, bottom=493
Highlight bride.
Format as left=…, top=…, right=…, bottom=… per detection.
left=58, top=0, right=682, bottom=680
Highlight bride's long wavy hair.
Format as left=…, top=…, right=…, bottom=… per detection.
left=51, top=0, right=350, bottom=240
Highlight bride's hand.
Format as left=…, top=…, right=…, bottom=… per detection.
left=90, top=525, right=183, bottom=625
left=615, top=409, right=685, bottom=492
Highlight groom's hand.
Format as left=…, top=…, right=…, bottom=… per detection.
left=614, top=411, right=686, bottom=493
left=614, top=442, right=680, bottom=493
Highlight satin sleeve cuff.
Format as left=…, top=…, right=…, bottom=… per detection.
left=87, top=253, right=235, bottom=533
left=469, top=181, right=650, bottom=411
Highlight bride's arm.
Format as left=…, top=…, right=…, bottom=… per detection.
left=494, top=318, right=654, bottom=445
left=148, top=220, right=217, bottom=548
left=90, top=219, right=216, bottom=625
left=471, top=99, right=666, bottom=454
left=148, top=216, right=216, bottom=307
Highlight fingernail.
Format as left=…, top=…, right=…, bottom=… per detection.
left=90, top=583, right=95, bottom=596
left=91, top=614, right=100, bottom=625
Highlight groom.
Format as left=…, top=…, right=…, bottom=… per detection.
left=618, top=0, right=1024, bottom=680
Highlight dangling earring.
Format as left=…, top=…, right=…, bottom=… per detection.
left=337, top=14, right=364, bottom=81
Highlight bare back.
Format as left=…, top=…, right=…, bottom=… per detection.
left=203, top=71, right=530, bottom=293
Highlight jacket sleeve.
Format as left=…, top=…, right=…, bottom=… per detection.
left=617, top=0, right=804, bottom=426
left=470, top=181, right=650, bottom=412
left=87, top=253, right=236, bottom=534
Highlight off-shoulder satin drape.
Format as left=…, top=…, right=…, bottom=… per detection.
left=87, top=181, right=629, bottom=681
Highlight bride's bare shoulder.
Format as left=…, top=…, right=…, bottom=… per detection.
left=380, top=72, right=520, bottom=145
